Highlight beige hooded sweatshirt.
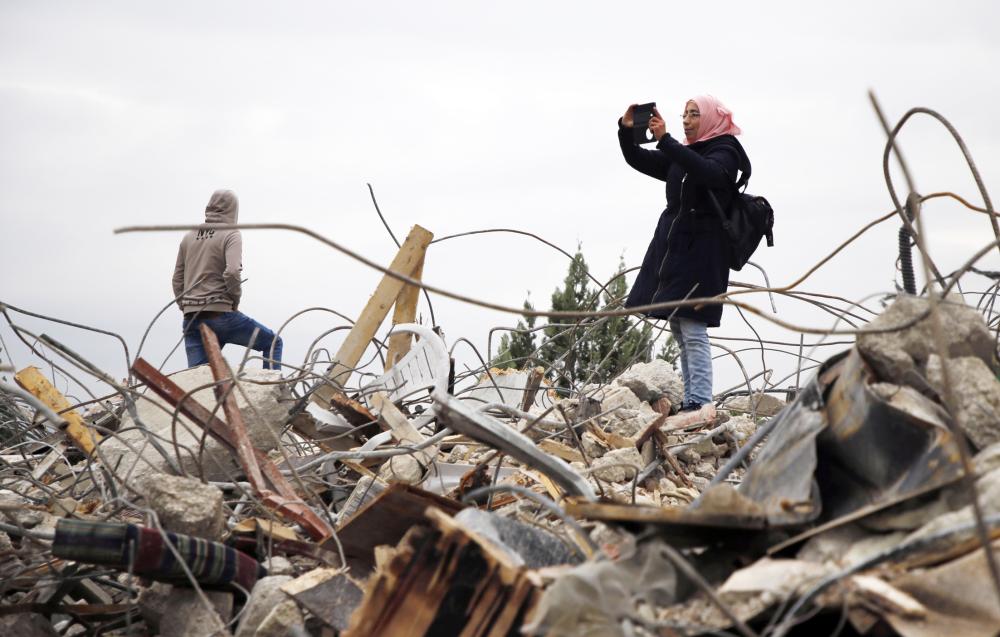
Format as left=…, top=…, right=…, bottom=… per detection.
left=172, top=190, right=243, bottom=314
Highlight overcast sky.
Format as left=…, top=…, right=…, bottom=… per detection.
left=2, top=1, right=999, bottom=402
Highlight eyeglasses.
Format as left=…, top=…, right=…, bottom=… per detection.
left=681, top=111, right=701, bottom=119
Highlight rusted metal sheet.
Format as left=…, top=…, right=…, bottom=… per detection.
left=816, top=348, right=964, bottom=521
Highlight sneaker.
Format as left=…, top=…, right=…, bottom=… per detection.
left=679, top=401, right=703, bottom=413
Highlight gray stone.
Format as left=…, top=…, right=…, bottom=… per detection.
left=159, top=588, right=233, bottom=637
left=722, top=393, right=786, bottom=417
left=590, top=447, right=644, bottom=483
left=614, top=359, right=684, bottom=404
left=137, top=473, right=225, bottom=540
left=926, top=355, right=1000, bottom=450
left=102, top=367, right=288, bottom=482
left=856, top=294, right=995, bottom=386
left=235, top=576, right=293, bottom=637
left=254, top=600, right=304, bottom=637
left=0, top=613, right=58, bottom=637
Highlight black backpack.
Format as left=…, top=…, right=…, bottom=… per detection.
left=706, top=166, right=774, bottom=271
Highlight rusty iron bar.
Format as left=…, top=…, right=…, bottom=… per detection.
left=200, top=324, right=268, bottom=492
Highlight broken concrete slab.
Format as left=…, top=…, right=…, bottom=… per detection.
left=856, top=294, right=995, bottom=387
left=102, top=366, right=288, bottom=481
left=136, top=472, right=225, bottom=540
left=926, top=354, right=1000, bottom=450
left=613, top=359, right=684, bottom=404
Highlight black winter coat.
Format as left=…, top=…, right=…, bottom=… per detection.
left=619, top=123, right=750, bottom=327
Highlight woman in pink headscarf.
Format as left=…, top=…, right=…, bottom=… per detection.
left=618, top=95, right=751, bottom=414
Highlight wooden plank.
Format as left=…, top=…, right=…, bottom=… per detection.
left=314, top=224, right=433, bottom=402
left=384, top=255, right=425, bottom=371
left=14, top=367, right=101, bottom=456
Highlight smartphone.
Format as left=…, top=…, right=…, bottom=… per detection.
left=632, top=102, right=656, bottom=144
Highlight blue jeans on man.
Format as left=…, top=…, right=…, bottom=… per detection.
left=669, top=317, right=712, bottom=408
left=182, top=311, right=283, bottom=370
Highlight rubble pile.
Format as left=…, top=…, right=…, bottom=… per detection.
left=3, top=284, right=1000, bottom=636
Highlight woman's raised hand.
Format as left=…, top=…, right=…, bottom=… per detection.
left=648, top=106, right=667, bottom=140
left=622, top=104, right=637, bottom=128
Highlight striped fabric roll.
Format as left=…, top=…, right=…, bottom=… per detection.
left=53, top=519, right=266, bottom=591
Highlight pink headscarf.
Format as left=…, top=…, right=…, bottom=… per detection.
left=684, top=95, right=741, bottom=145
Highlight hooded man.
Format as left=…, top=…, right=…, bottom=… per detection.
left=171, top=189, right=282, bottom=369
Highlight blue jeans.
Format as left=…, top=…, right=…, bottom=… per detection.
left=182, top=311, right=283, bottom=370
left=669, top=317, right=712, bottom=406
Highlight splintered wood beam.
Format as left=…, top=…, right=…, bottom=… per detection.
left=313, top=224, right=433, bottom=405
left=14, top=366, right=102, bottom=456
left=384, top=255, right=424, bottom=371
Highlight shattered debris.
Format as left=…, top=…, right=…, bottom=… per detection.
left=3, top=215, right=1000, bottom=637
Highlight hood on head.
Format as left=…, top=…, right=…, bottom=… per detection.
left=204, top=189, right=239, bottom=224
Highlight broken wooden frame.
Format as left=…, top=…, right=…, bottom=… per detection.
left=344, top=507, right=540, bottom=637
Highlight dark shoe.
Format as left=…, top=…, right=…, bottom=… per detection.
left=679, top=401, right=703, bottom=413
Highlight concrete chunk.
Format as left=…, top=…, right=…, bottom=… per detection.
left=613, top=359, right=684, bottom=404
left=102, top=367, right=288, bottom=481
left=137, top=473, right=225, bottom=540
left=856, top=295, right=994, bottom=386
